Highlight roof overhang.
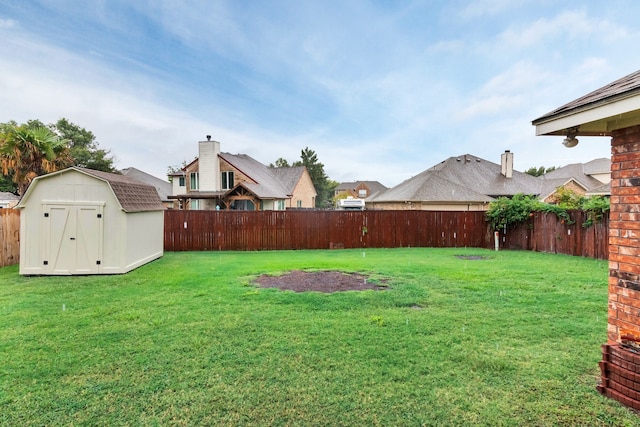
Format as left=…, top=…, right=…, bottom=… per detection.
left=533, top=92, right=640, bottom=137
left=171, top=191, right=225, bottom=199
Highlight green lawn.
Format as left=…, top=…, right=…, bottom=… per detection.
left=0, top=248, right=637, bottom=426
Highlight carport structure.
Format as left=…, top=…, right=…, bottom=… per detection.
left=533, top=69, right=640, bottom=410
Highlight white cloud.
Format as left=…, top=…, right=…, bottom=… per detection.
left=0, top=18, right=16, bottom=28
left=498, top=9, right=629, bottom=49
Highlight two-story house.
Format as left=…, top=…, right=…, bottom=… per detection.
left=169, top=137, right=317, bottom=210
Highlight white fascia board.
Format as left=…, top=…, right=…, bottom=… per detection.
left=534, top=95, right=640, bottom=136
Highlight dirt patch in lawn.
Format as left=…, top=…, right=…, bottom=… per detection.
left=254, top=270, right=389, bottom=293
left=456, top=255, right=490, bottom=260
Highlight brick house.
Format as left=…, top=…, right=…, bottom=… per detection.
left=367, top=151, right=541, bottom=211
left=532, top=69, right=640, bottom=410
left=334, top=181, right=388, bottom=200
left=169, top=137, right=316, bottom=210
left=539, top=158, right=611, bottom=202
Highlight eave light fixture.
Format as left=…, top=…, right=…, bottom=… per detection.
left=562, top=127, right=579, bottom=148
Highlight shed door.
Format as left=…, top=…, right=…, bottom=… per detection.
left=45, top=205, right=103, bottom=274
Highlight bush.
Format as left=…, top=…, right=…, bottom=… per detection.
left=485, top=192, right=609, bottom=230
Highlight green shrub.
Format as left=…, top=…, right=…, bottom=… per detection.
left=485, top=191, right=609, bottom=230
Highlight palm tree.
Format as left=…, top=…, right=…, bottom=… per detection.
left=0, top=124, right=72, bottom=195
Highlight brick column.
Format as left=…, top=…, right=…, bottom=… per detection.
left=609, top=124, right=640, bottom=343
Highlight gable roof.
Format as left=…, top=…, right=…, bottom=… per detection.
left=583, top=157, right=611, bottom=175
left=532, top=69, right=640, bottom=136
left=372, top=154, right=540, bottom=203
left=542, top=161, right=606, bottom=190
left=121, top=167, right=172, bottom=202
left=372, top=171, right=494, bottom=203
left=537, top=177, right=589, bottom=202
left=219, top=153, right=290, bottom=198
left=0, top=191, right=19, bottom=201
left=271, top=166, right=310, bottom=195
left=18, top=167, right=165, bottom=212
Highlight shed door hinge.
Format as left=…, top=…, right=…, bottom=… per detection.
left=97, top=214, right=102, bottom=218
left=96, top=260, right=101, bottom=265
left=43, top=260, right=48, bottom=265
left=44, top=213, right=49, bottom=217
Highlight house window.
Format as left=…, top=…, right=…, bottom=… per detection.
left=222, top=171, right=234, bottom=190
left=358, top=189, right=367, bottom=197
left=297, top=200, right=302, bottom=208
left=179, top=176, right=185, bottom=187
left=276, top=200, right=285, bottom=210
left=190, top=172, right=199, bottom=190
left=191, top=199, right=200, bottom=210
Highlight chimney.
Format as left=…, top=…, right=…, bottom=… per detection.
left=198, top=136, right=221, bottom=191
left=501, top=150, right=513, bottom=178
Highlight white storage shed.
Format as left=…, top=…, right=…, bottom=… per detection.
left=17, top=167, right=165, bottom=275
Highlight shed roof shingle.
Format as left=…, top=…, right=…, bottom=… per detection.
left=75, top=167, right=165, bottom=212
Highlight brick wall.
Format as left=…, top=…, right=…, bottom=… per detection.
left=608, top=125, right=640, bottom=342
left=288, top=169, right=317, bottom=208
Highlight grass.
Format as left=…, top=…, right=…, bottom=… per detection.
left=0, top=248, right=637, bottom=426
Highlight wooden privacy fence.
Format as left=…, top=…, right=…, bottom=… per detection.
left=499, top=210, right=609, bottom=259
left=164, top=210, right=492, bottom=251
left=0, top=209, right=20, bottom=268
left=0, top=209, right=612, bottom=267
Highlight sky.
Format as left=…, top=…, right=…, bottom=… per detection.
left=0, top=1, right=638, bottom=187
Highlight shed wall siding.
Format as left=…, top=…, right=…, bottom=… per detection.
left=20, top=173, right=122, bottom=274
left=19, top=170, right=163, bottom=275
left=125, top=211, right=164, bottom=272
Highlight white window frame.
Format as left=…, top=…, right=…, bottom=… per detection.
left=221, top=171, right=234, bottom=190
left=190, top=172, right=199, bottom=190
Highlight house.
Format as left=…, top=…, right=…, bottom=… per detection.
left=0, top=192, right=19, bottom=209
left=368, top=151, right=541, bottom=211
left=334, top=181, right=388, bottom=200
left=532, top=68, right=640, bottom=410
left=169, top=137, right=317, bottom=210
left=16, top=166, right=165, bottom=275
left=121, top=167, right=174, bottom=209
left=538, top=158, right=611, bottom=201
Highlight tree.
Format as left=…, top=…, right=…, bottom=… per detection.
left=0, top=123, right=72, bottom=195
left=272, top=148, right=335, bottom=208
left=269, top=158, right=290, bottom=168
left=525, top=166, right=556, bottom=177
left=0, top=174, right=16, bottom=193
left=53, top=118, right=115, bottom=172
left=293, top=147, right=333, bottom=208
